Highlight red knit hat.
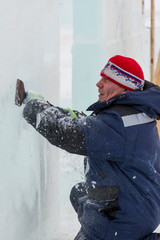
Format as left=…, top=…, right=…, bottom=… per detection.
left=100, top=55, right=145, bottom=91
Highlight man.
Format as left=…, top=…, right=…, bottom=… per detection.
left=22, top=55, right=160, bottom=239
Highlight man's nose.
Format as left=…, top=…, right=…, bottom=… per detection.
left=96, top=79, right=103, bottom=88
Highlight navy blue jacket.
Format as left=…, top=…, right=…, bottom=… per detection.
left=23, top=81, right=160, bottom=240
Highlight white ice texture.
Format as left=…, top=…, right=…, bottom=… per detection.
left=0, top=0, right=60, bottom=239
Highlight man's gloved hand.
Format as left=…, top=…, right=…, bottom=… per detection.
left=63, top=108, right=78, bottom=118
left=23, top=91, right=44, bottom=104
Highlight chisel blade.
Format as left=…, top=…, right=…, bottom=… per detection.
left=15, top=79, right=26, bottom=106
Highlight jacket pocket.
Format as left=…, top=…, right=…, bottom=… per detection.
left=98, top=199, right=120, bottom=220
left=88, top=185, right=120, bottom=220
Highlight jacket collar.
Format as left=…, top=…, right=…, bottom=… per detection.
left=86, top=94, right=125, bottom=113
left=87, top=81, right=160, bottom=119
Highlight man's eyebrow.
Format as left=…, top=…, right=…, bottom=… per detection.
left=104, top=78, right=109, bottom=82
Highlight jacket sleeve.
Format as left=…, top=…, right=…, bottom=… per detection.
left=23, top=99, right=87, bottom=156
left=23, top=99, right=124, bottom=161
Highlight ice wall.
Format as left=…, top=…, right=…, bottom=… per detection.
left=0, top=1, right=60, bottom=240
left=72, top=0, right=145, bottom=110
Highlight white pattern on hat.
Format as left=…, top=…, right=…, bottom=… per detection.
left=101, top=60, right=145, bottom=91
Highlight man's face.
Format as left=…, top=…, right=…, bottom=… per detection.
left=96, top=77, right=126, bottom=101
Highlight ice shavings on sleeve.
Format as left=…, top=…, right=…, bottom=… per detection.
left=36, top=113, right=41, bottom=129
left=23, top=99, right=87, bottom=155
left=91, top=181, right=97, bottom=188
left=84, top=159, right=90, bottom=175
left=35, top=107, right=59, bottom=129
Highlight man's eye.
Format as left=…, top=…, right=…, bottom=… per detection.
left=104, top=79, right=109, bottom=83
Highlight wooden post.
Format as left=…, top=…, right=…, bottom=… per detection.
left=150, top=0, right=155, bottom=82
left=154, top=50, right=160, bottom=85
left=155, top=50, right=160, bottom=134
left=142, top=0, right=144, bottom=14
left=150, top=2, right=160, bottom=135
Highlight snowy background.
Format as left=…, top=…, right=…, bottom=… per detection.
left=0, top=0, right=160, bottom=240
